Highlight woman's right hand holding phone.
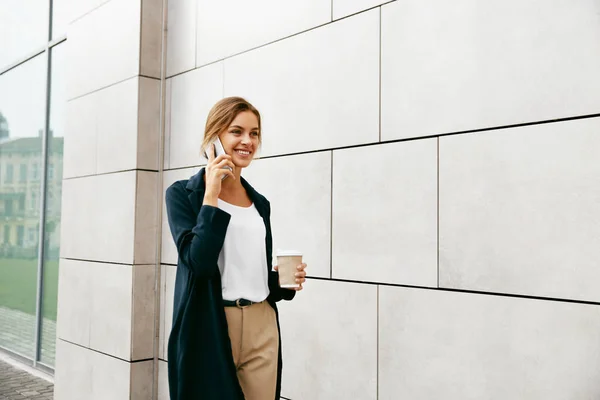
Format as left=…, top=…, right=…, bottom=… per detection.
left=203, top=144, right=235, bottom=206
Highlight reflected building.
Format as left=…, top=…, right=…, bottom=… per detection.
left=0, top=113, right=8, bottom=139
left=0, top=112, right=63, bottom=260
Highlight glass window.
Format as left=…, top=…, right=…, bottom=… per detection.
left=40, top=44, right=65, bottom=366
left=5, top=200, right=13, bottom=215
left=31, top=163, right=39, bottom=180
left=28, top=228, right=37, bottom=245
left=16, top=225, right=24, bottom=247
left=6, top=164, right=13, bottom=183
left=3, top=226, right=9, bottom=244
left=20, top=164, right=27, bottom=182
left=0, top=116, right=8, bottom=139
left=31, top=192, right=37, bottom=210
left=0, top=1, right=49, bottom=70
left=0, top=54, right=45, bottom=358
left=51, top=0, right=69, bottom=41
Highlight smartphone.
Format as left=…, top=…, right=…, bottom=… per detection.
left=203, top=137, right=232, bottom=181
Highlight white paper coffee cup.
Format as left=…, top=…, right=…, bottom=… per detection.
left=276, top=250, right=303, bottom=288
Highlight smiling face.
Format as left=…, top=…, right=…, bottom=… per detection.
left=218, top=110, right=260, bottom=168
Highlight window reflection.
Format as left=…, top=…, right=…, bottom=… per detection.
left=40, top=44, right=65, bottom=366
left=0, top=55, right=46, bottom=358
left=51, top=0, right=69, bottom=41
left=0, top=0, right=49, bottom=70
left=5, top=165, right=14, bottom=183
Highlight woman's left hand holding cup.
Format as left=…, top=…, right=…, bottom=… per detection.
left=274, top=263, right=307, bottom=291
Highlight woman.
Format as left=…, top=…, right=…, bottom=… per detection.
left=165, top=96, right=308, bottom=400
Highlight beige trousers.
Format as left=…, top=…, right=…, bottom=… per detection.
left=224, top=301, right=279, bottom=400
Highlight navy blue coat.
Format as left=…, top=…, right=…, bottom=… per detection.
left=165, top=167, right=295, bottom=400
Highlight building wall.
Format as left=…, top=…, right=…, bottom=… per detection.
left=52, top=0, right=600, bottom=398
left=53, top=0, right=162, bottom=398
left=159, top=0, right=600, bottom=399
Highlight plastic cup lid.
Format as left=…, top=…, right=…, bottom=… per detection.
left=276, top=249, right=303, bottom=257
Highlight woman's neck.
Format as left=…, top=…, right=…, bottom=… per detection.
left=220, top=174, right=243, bottom=193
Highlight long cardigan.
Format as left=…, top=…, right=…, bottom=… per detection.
left=165, top=167, right=295, bottom=400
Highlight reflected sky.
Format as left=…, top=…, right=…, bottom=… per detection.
left=0, top=0, right=49, bottom=70
left=0, top=2, right=66, bottom=139
left=0, top=56, right=49, bottom=139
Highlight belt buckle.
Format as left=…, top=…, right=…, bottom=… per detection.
left=235, top=299, right=250, bottom=309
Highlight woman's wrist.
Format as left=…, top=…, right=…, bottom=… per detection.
left=203, top=192, right=218, bottom=207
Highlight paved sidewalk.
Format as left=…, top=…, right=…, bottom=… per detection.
left=0, top=307, right=56, bottom=362
left=0, top=359, right=53, bottom=400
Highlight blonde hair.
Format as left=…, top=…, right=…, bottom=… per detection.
left=201, top=97, right=262, bottom=158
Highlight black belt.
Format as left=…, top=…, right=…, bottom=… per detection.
left=223, top=298, right=258, bottom=308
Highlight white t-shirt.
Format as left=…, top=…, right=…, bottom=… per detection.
left=216, top=198, right=270, bottom=302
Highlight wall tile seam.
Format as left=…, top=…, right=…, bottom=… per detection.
left=68, top=0, right=114, bottom=26
left=221, top=58, right=225, bottom=98
left=133, top=81, right=142, bottom=173
left=163, top=112, right=600, bottom=171
left=0, top=47, right=46, bottom=76
left=63, top=168, right=159, bottom=181
left=138, top=0, right=144, bottom=78
left=166, top=76, right=173, bottom=170
left=130, top=261, right=139, bottom=360
left=166, top=137, right=435, bottom=171
left=133, top=169, right=141, bottom=266
left=58, top=338, right=153, bottom=364
left=378, top=5, right=382, bottom=143
left=135, top=82, right=143, bottom=179
left=332, top=0, right=398, bottom=22
left=87, top=285, right=92, bottom=351
left=163, top=120, right=600, bottom=171
left=194, top=0, right=199, bottom=68
left=376, top=284, right=379, bottom=400
left=154, top=1, right=170, bottom=395
left=59, top=265, right=154, bottom=359
left=427, top=113, right=600, bottom=141
left=67, top=74, right=141, bottom=102
left=303, top=277, right=600, bottom=306
left=161, top=262, right=177, bottom=267
left=65, top=75, right=159, bottom=108
left=330, top=150, right=333, bottom=279
left=60, top=258, right=155, bottom=268
left=139, top=0, right=163, bottom=80
left=194, top=8, right=373, bottom=72
left=140, top=74, right=161, bottom=81
left=166, top=65, right=199, bottom=80
left=49, top=35, right=67, bottom=50
left=92, top=264, right=600, bottom=307
left=436, top=137, right=440, bottom=289
left=157, top=271, right=600, bottom=306
left=94, top=99, right=100, bottom=176
left=157, top=268, right=167, bottom=343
